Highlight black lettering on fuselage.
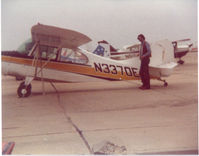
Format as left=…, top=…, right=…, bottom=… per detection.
left=110, top=65, right=117, bottom=74
left=116, top=65, right=123, bottom=75
left=94, top=63, right=102, bottom=72
left=102, top=64, right=110, bottom=73
left=94, top=62, right=138, bottom=77
left=131, top=67, right=139, bottom=77
left=124, top=67, right=132, bottom=76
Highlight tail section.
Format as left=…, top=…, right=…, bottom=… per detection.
left=92, top=39, right=177, bottom=78
left=149, top=39, right=177, bottom=77
left=150, top=39, right=175, bottom=66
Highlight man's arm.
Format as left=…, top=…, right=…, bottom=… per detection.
left=142, top=42, right=151, bottom=58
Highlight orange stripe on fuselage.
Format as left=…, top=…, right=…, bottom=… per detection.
left=2, top=56, right=141, bottom=80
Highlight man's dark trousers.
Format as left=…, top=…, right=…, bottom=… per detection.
left=139, top=57, right=150, bottom=88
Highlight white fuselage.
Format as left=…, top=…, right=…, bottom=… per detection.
left=2, top=39, right=177, bottom=83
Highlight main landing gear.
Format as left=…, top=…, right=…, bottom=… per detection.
left=17, top=77, right=33, bottom=98
left=17, top=82, right=32, bottom=97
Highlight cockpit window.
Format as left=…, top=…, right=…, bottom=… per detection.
left=60, top=48, right=88, bottom=64
left=16, top=38, right=87, bottom=63
left=39, top=45, right=58, bottom=60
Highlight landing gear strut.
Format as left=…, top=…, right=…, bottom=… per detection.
left=17, top=81, right=32, bottom=97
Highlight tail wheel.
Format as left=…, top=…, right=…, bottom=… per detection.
left=164, top=82, right=168, bottom=87
left=177, top=60, right=184, bottom=64
left=17, top=82, right=32, bottom=98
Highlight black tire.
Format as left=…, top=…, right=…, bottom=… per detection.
left=178, top=60, right=184, bottom=64
left=17, top=82, right=32, bottom=98
left=164, top=82, right=168, bottom=87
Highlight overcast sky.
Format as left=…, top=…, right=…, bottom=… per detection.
left=1, top=0, right=198, bottom=50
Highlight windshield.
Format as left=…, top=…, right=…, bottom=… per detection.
left=17, top=38, right=35, bottom=54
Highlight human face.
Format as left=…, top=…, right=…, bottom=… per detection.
left=137, top=36, right=143, bottom=43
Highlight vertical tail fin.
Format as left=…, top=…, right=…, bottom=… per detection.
left=150, top=39, right=175, bottom=66
left=149, top=39, right=177, bottom=77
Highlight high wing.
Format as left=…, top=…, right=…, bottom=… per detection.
left=31, top=23, right=92, bottom=49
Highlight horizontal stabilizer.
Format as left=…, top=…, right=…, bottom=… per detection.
left=150, top=62, right=177, bottom=69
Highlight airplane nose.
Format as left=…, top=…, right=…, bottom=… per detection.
left=1, top=50, right=26, bottom=57
left=1, top=51, right=16, bottom=56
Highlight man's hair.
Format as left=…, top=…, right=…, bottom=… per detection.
left=138, top=34, right=145, bottom=40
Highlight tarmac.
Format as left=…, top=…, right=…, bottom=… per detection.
left=2, top=52, right=198, bottom=154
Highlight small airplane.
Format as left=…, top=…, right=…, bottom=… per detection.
left=115, top=38, right=193, bottom=64
left=172, top=39, right=193, bottom=64
left=2, top=23, right=177, bottom=97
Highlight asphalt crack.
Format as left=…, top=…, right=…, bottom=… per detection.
left=50, top=82, right=93, bottom=154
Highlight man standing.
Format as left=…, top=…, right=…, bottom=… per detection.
left=137, top=34, right=151, bottom=89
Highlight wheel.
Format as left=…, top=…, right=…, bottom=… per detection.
left=177, top=60, right=184, bottom=64
left=164, top=82, right=168, bottom=87
left=17, top=82, right=32, bottom=98
left=17, top=82, right=32, bottom=97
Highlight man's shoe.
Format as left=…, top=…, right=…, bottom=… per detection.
left=145, top=86, right=150, bottom=89
left=139, top=86, right=146, bottom=89
left=139, top=86, right=150, bottom=90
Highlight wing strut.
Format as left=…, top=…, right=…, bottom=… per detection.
left=17, top=41, right=61, bottom=97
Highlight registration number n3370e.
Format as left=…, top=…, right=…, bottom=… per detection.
left=94, top=63, right=139, bottom=77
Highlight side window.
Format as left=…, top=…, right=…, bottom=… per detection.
left=39, top=45, right=57, bottom=60
left=60, top=48, right=88, bottom=64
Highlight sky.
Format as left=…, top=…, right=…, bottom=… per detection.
left=1, top=0, right=198, bottom=50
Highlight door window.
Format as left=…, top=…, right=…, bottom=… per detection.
left=60, top=48, right=88, bottom=64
